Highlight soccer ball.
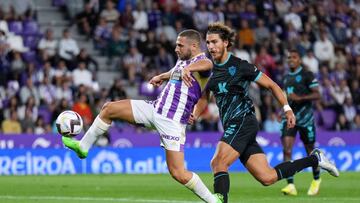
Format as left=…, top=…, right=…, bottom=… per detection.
left=56, top=110, right=83, bottom=137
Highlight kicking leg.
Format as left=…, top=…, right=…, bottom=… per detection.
left=166, top=150, right=221, bottom=203
left=63, top=100, right=136, bottom=158
left=211, top=141, right=240, bottom=203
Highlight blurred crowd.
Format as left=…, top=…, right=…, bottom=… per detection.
left=0, top=0, right=360, bottom=135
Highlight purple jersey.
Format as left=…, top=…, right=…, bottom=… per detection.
left=154, top=53, right=211, bottom=124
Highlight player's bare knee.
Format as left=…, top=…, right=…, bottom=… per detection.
left=211, top=157, right=229, bottom=172
left=168, top=168, right=186, bottom=184
left=99, top=102, right=113, bottom=120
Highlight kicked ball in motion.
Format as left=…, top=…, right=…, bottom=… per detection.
left=56, top=110, right=83, bottom=137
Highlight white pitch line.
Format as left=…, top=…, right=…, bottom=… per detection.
left=0, top=195, right=202, bottom=203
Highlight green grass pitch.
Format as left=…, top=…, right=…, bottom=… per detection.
left=0, top=172, right=359, bottom=203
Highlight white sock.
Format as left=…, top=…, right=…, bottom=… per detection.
left=80, top=116, right=111, bottom=151
left=184, top=172, right=216, bottom=203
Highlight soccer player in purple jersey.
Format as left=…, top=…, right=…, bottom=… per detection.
left=188, top=22, right=339, bottom=203
left=62, top=29, right=223, bottom=203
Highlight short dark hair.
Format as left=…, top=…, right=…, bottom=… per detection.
left=178, top=29, right=202, bottom=45
left=288, top=49, right=300, bottom=57
left=207, top=22, right=236, bottom=48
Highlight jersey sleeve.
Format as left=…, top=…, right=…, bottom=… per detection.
left=306, top=71, right=319, bottom=89
left=243, top=62, right=262, bottom=81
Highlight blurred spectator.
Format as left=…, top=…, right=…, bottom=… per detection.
left=335, top=113, right=351, bottom=131
left=108, top=78, right=127, bottom=101
left=65, top=0, right=84, bottom=20
left=240, top=2, right=257, bottom=28
left=238, top=19, right=255, bottom=48
left=331, top=18, right=348, bottom=45
left=37, top=28, right=58, bottom=64
left=93, top=17, right=112, bottom=53
left=263, top=112, right=281, bottom=133
left=34, top=115, right=49, bottom=134
left=54, top=79, right=73, bottom=102
left=20, top=62, right=39, bottom=87
left=147, top=1, right=162, bottom=30
left=37, top=61, right=56, bottom=84
left=274, top=0, right=291, bottom=18
left=343, top=97, right=357, bottom=123
left=345, top=35, right=360, bottom=57
left=100, top=0, right=119, bottom=26
left=331, top=48, right=348, bottom=70
left=10, top=51, right=25, bottom=73
left=254, top=18, right=270, bottom=44
left=38, top=75, right=56, bottom=105
left=18, top=96, right=38, bottom=122
left=198, top=96, right=220, bottom=131
left=254, top=46, right=276, bottom=78
left=76, top=48, right=98, bottom=72
left=3, top=95, right=20, bottom=120
left=118, top=3, right=134, bottom=28
left=138, top=30, right=157, bottom=63
left=302, top=50, right=319, bottom=74
left=314, top=31, right=335, bottom=64
left=19, top=78, right=40, bottom=105
left=284, top=6, right=302, bottom=31
left=351, top=114, right=360, bottom=131
left=350, top=80, right=360, bottom=108
left=122, top=46, right=145, bottom=85
left=76, top=2, right=97, bottom=39
left=132, top=3, right=148, bottom=31
left=193, top=2, right=211, bottom=32
left=259, top=94, right=276, bottom=126
left=107, top=26, right=128, bottom=63
left=209, top=2, right=224, bottom=24
left=20, top=108, right=35, bottom=133
left=72, top=94, right=93, bottom=129
left=1, top=109, right=22, bottom=134
left=330, top=62, right=348, bottom=84
left=58, top=29, right=80, bottom=70
left=54, top=60, right=72, bottom=82
left=154, top=46, right=174, bottom=73
left=329, top=79, right=352, bottom=112
left=297, top=33, right=312, bottom=56
left=233, top=43, right=251, bottom=63
left=155, top=21, right=177, bottom=43
left=51, top=98, right=71, bottom=123
left=72, top=61, right=93, bottom=88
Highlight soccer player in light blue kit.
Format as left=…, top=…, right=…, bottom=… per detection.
left=62, top=29, right=223, bottom=203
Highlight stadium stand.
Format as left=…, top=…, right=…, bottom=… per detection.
left=0, top=0, right=359, bottom=136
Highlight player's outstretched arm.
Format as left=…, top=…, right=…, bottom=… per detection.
left=256, top=73, right=296, bottom=128
left=189, top=90, right=210, bottom=125
left=149, top=70, right=172, bottom=87
left=182, top=59, right=213, bottom=87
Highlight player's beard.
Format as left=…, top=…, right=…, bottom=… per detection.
left=178, top=49, right=192, bottom=60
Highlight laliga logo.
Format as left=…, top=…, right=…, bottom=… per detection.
left=92, top=150, right=123, bottom=174
left=32, top=138, right=51, bottom=148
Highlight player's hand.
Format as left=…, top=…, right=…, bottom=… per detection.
left=288, top=93, right=302, bottom=102
left=149, top=75, right=163, bottom=87
left=182, top=68, right=194, bottom=87
left=285, top=110, right=296, bottom=128
left=188, top=113, right=197, bottom=125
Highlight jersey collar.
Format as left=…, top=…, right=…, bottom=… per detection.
left=214, top=52, right=232, bottom=66
left=288, top=66, right=302, bottom=75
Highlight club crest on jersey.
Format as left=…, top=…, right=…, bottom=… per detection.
left=228, top=66, right=236, bottom=76
left=296, top=75, right=302, bottom=82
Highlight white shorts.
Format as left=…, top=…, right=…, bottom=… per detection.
left=130, top=100, right=186, bottom=152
